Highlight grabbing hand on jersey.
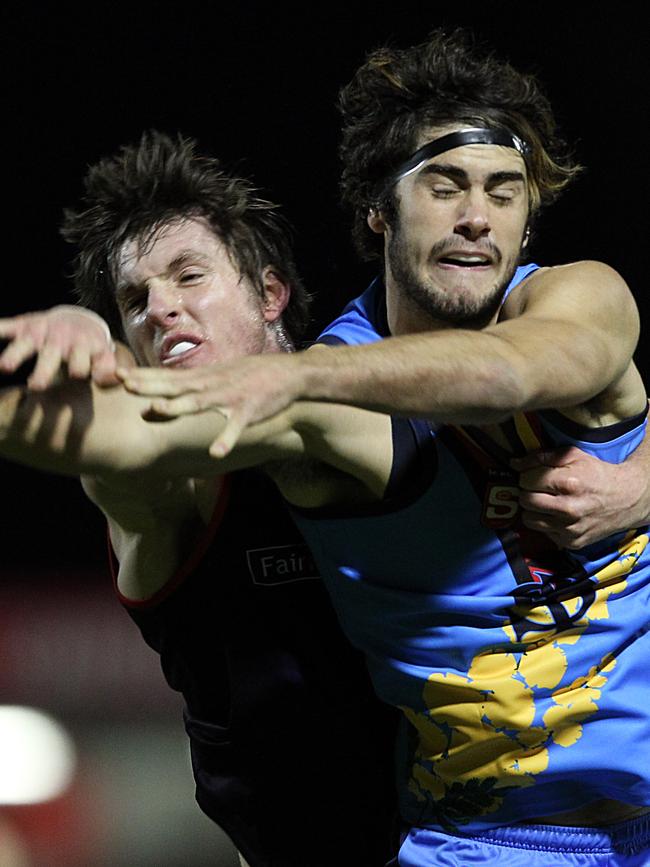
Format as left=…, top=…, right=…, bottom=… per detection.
left=513, top=437, right=650, bottom=548
left=0, top=306, right=120, bottom=389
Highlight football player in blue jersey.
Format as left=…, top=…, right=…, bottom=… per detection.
left=2, top=31, right=650, bottom=866
left=93, top=31, right=650, bottom=865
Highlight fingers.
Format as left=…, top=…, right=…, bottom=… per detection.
left=209, top=413, right=246, bottom=458
left=0, top=336, right=37, bottom=374
left=146, top=393, right=208, bottom=417
left=510, top=446, right=581, bottom=472
left=119, top=366, right=201, bottom=396
left=510, top=450, right=554, bottom=471
left=27, top=344, right=64, bottom=390
left=66, top=345, right=93, bottom=380
left=518, top=489, right=567, bottom=515
left=520, top=500, right=575, bottom=527
left=0, top=318, right=20, bottom=338
left=0, top=309, right=117, bottom=388
left=518, top=466, right=572, bottom=495
left=90, top=350, right=120, bottom=387
left=520, top=508, right=585, bottom=548
left=25, top=343, right=118, bottom=389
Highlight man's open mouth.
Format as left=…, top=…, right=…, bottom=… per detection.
left=438, top=254, right=492, bottom=267
left=167, top=340, right=198, bottom=357
left=160, top=336, right=202, bottom=364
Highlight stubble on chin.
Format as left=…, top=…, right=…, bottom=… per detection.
left=387, top=231, right=521, bottom=330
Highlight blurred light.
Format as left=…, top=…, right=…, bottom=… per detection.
left=0, top=706, right=76, bottom=805
left=339, top=566, right=362, bottom=581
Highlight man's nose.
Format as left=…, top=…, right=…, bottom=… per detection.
left=454, top=191, right=491, bottom=241
left=146, top=281, right=181, bottom=327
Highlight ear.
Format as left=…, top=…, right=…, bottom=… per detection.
left=367, top=207, right=387, bottom=234
left=260, top=266, right=291, bottom=323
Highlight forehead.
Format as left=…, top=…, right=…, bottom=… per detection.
left=411, top=125, right=527, bottom=179
left=116, top=217, right=229, bottom=282
left=420, top=144, right=526, bottom=178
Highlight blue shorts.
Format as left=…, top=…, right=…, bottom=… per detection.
left=394, top=814, right=650, bottom=865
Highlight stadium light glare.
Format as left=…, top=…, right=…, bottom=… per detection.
left=0, top=706, right=76, bottom=804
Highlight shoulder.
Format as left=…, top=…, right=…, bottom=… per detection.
left=503, top=260, right=636, bottom=320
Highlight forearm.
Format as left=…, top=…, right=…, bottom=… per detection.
left=0, top=386, right=89, bottom=476
left=0, top=381, right=210, bottom=479
left=0, top=381, right=304, bottom=481
left=294, top=328, right=587, bottom=422
left=302, top=332, right=518, bottom=421
left=288, top=263, right=637, bottom=421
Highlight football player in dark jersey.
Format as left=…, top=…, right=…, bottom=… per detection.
left=0, top=132, right=400, bottom=867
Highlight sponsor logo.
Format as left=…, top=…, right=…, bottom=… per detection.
left=246, top=544, right=320, bottom=586
left=482, top=472, right=520, bottom=528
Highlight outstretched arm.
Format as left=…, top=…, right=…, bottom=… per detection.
left=120, top=261, right=643, bottom=454
left=0, top=377, right=392, bottom=505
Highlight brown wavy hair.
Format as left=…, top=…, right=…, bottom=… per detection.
left=61, top=131, right=310, bottom=342
left=339, top=29, right=582, bottom=260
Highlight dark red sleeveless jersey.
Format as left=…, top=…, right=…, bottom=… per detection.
left=117, top=469, right=399, bottom=867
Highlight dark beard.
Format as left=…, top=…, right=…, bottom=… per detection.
left=387, top=227, right=521, bottom=330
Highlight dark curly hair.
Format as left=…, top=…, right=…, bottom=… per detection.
left=339, top=29, right=582, bottom=260
left=61, top=131, right=310, bottom=343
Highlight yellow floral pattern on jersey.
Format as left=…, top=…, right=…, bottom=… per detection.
left=401, top=531, right=648, bottom=828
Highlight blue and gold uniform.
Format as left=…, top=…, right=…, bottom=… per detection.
left=293, top=269, right=650, bottom=862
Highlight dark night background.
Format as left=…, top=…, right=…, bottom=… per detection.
left=2, top=2, right=646, bottom=569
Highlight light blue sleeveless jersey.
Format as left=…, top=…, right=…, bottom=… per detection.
left=292, top=266, right=650, bottom=833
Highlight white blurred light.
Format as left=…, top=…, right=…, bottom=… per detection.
left=0, top=706, right=76, bottom=804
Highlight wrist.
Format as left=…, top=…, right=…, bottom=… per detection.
left=615, top=456, right=650, bottom=529
left=299, top=345, right=357, bottom=402
left=634, top=477, right=650, bottom=527
left=293, top=349, right=325, bottom=401
left=53, top=306, right=115, bottom=351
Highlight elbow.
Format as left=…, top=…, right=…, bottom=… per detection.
left=468, top=354, right=529, bottom=421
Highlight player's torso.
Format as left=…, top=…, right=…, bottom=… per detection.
left=120, top=468, right=399, bottom=864
left=291, top=409, right=650, bottom=830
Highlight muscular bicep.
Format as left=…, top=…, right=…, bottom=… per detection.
left=495, top=262, right=641, bottom=411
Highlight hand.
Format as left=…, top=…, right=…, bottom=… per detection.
left=0, top=306, right=119, bottom=389
left=119, top=353, right=304, bottom=456
left=512, top=446, right=648, bottom=549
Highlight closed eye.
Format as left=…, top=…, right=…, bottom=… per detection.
left=432, top=186, right=461, bottom=198
left=178, top=270, right=205, bottom=284
left=489, top=189, right=516, bottom=204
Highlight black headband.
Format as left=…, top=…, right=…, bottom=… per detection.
left=376, top=127, right=530, bottom=200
